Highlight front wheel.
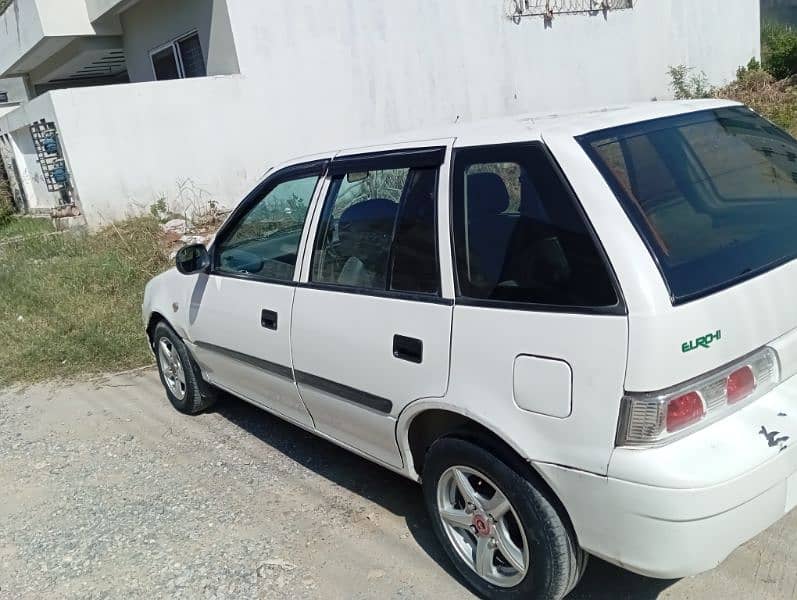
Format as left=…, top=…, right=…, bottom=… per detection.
left=153, top=321, right=217, bottom=414
left=422, top=437, right=587, bottom=599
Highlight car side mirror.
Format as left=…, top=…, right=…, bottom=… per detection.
left=175, top=244, right=210, bottom=275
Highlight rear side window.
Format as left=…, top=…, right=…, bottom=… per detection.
left=451, top=143, right=618, bottom=308
left=311, top=164, right=440, bottom=295
left=581, top=107, right=797, bottom=302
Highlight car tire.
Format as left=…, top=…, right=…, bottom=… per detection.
left=153, top=321, right=217, bottom=415
left=422, top=437, right=587, bottom=600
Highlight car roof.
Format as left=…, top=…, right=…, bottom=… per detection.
left=341, top=98, right=742, bottom=152
left=276, top=99, right=742, bottom=169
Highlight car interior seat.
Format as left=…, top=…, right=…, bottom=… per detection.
left=465, top=173, right=517, bottom=290
left=336, top=198, right=398, bottom=288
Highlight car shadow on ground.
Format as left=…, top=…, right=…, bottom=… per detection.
left=212, top=394, right=676, bottom=599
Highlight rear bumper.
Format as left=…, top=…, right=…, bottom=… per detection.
left=537, top=459, right=797, bottom=578
left=535, top=376, right=797, bottom=579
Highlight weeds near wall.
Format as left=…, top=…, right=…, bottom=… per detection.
left=0, top=180, right=13, bottom=226
left=716, top=63, right=797, bottom=136
left=147, top=178, right=226, bottom=229
left=0, top=216, right=170, bottom=385
left=149, top=197, right=170, bottom=221
left=668, top=65, right=714, bottom=100
left=175, top=178, right=225, bottom=227
left=668, top=57, right=797, bottom=137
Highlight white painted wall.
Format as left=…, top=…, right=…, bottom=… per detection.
left=12, top=127, right=52, bottom=208
left=35, top=0, right=95, bottom=36
left=47, top=75, right=255, bottom=224
left=86, top=0, right=128, bottom=21
left=0, top=0, right=763, bottom=225
left=0, top=1, right=46, bottom=76
left=0, top=0, right=103, bottom=76
left=0, top=77, right=29, bottom=103
left=0, top=90, right=63, bottom=211
left=226, top=0, right=760, bottom=136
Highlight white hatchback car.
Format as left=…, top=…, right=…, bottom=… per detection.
left=144, top=99, right=797, bottom=599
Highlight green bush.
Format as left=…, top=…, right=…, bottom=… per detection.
left=668, top=65, right=714, bottom=99
left=762, top=20, right=797, bottom=80
left=737, top=57, right=762, bottom=80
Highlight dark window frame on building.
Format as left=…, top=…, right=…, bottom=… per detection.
left=0, top=92, right=8, bottom=103
left=150, top=31, right=206, bottom=81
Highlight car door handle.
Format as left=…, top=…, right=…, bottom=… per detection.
left=261, top=309, right=278, bottom=330
left=393, top=335, right=423, bottom=364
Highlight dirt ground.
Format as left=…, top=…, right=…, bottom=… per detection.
left=1, top=370, right=796, bottom=599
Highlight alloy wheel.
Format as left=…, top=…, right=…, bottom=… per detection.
left=158, top=337, right=187, bottom=401
left=436, top=465, right=530, bottom=588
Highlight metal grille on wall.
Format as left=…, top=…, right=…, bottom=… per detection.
left=506, top=0, right=634, bottom=18
left=29, top=120, right=71, bottom=202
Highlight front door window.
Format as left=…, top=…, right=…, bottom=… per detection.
left=215, top=175, right=319, bottom=281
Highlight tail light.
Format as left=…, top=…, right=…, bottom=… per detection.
left=726, top=366, right=756, bottom=404
left=666, top=391, right=704, bottom=432
left=617, top=347, right=780, bottom=447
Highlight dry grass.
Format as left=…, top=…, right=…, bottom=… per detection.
left=0, top=179, right=14, bottom=225
left=715, top=69, right=797, bottom=136
left=0, top=216, right=171, bottom=385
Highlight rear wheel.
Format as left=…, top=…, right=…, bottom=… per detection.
left=153, top=321, right=217, bottom=414
left=422, top=437, right=587, bottom=599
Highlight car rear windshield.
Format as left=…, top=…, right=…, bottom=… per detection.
left=580, top=106, right=797, bottom=303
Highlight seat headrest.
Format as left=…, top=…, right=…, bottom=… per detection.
left=340, top=198, right=397, bottom=230
left=467, top=173, right=510, bottom=216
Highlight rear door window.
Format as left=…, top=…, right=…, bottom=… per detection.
left=311, top=161, right=440, bottom=295
left=389, top=168, right=440, bottom=294
left=581, top=107, right=797, bottom=302
left=451, top=143, right=618, bottom=309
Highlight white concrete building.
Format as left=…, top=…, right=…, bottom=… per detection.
left=0, top=77, right=29, bottom=105
left=0, top=0, right=761, bottom=226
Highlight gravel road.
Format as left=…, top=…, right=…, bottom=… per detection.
left=1, top=370, right=796, bottom=599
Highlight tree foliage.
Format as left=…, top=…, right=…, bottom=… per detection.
left=762, top=20, right=797, bottom=80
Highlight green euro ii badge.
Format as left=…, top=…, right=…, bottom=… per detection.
left=682, top=330, right=722, bottom=353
